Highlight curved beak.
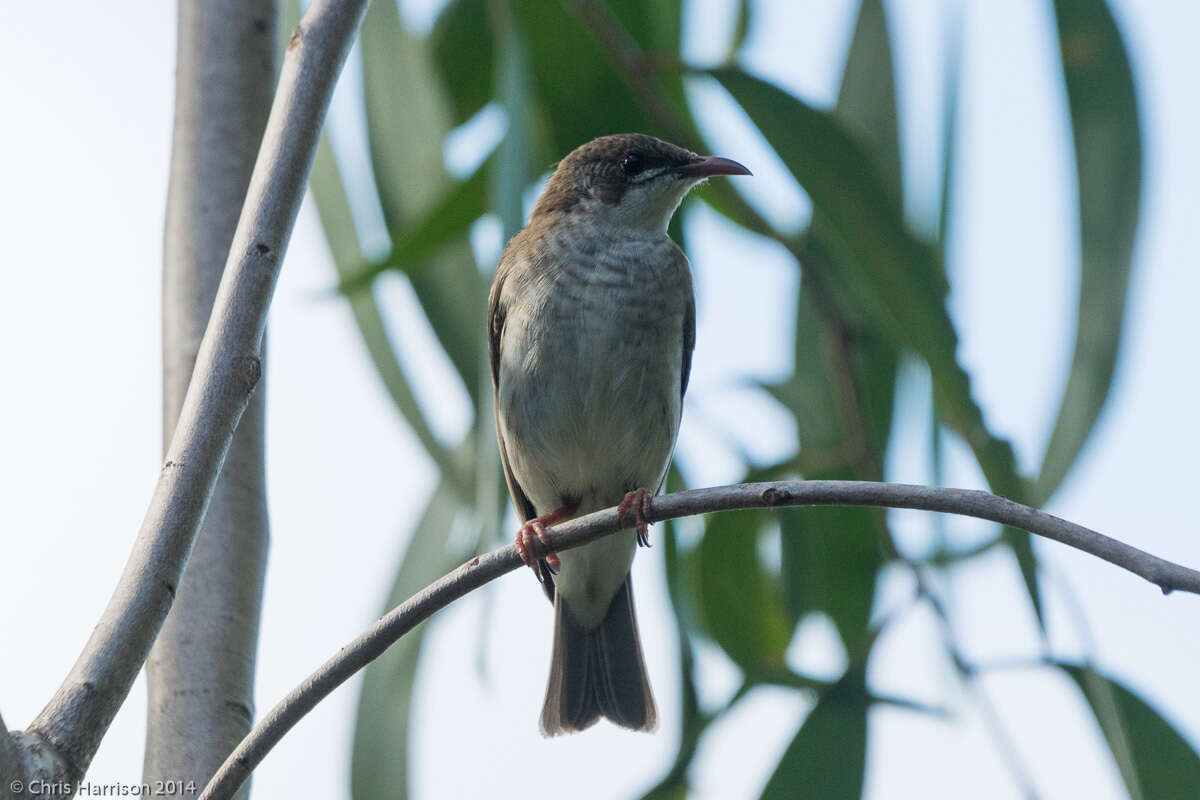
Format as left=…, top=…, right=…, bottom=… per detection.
left=675, top=155, right=752, bottom=178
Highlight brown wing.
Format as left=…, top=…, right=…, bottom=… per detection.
left=657, top=245, right=696, bottom=497
left=681, top=284, right=695, bottom=400
left=489, top=243, right=556, bottom=597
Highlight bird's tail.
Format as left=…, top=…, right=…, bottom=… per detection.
left=540, top=576, right=657, bottom=736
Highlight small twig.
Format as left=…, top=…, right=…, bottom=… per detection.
left=18, top=0, right=371, bottom=788
left=199, top=479, right=1198, bottom=799
left=918, top=577, right=1041, bottom=799
left=964, top=677, right=1042, bottom=800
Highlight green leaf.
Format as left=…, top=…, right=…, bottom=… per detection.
left=641, top=475, right=708, bottom=800
left=431, top=0, right=494, bottom=125
left=491, top=13, right=538, bottom=239
left=761, top=666, right=870, bottom=800
left=807, top=0, right=903, bottom=459
left=1037, top=0, right=1143, bottom=502
left=935, top=5, right=963, bottom=248
left=1061, top=663, right=1200, bottom=800
left=309, top=136, right=363, bottom=270
left=350, top=482, right=463, bottom=800
left=711, top=67, right=1042, bottom=624
left=361, top=0, right=486, bottom=405
left=697, top=508, right=791, bottom=671
left=727, top=0, right=752, bottom=60
left=766, top=289, right=886, bottom=653
left=335, top=158, right=491, bottom=293
left=310, top=133, right=474, bottom=499
left=767, top=0, right=896, bottom=654
left=495, top=0, right=686, bottom=157
left=831, top=0, right=901, bottom=199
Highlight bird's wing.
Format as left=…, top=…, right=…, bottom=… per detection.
left=681, top=288, right=695, bottom=400
left=488, top=250, right=537, bottom=525
left=489, top=247, right=556, bottom=598
left=656, top=245, right=696, bottom=498
left=677, top=246, right=696, bottom=400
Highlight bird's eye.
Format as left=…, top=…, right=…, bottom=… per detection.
left=621, top=153, right=645, bottom=175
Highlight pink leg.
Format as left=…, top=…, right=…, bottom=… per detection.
left=618, top=488, right=655, bottom=548
left=515, top=502, right=578, bottom=573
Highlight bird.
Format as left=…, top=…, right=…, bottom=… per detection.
left=488, top=133, right=750, bottom=735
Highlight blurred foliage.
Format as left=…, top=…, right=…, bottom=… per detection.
left=297, top=0, right=1184, bottom=796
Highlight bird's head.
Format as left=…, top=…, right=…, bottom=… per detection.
left=531, top=133, right=751, bottom=232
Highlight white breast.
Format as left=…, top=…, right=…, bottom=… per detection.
left=496, top=226, right=691, bottom=625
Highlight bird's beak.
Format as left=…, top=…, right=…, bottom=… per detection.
left=675, top=156, right=753, bottom=178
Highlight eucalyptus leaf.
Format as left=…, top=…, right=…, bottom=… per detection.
left=492, top=15, right=538, bottom=239
left=432, top=0, right=494, bottom=125
left=727, top=0, right=752, bottom=60
left=502, top=0, right=685, bottom=156
left=641, top=485, right=708, bottom=800
left=362, top=0, right=486, bottom=404
left=697, top=508, right=791, bottom=671
left=1061, top=663, right=1200, bottom=800
left=761, top=666, right=869, bottom=800
left=310, top=134, right=473, bottom=499
left=1038, top=0, right=1143, bottom=502
left=768, top=289, right=885, bottom=653
left=336, top=158, right=491, bottom=294
left=768, top=0, right=897, bottom=653
left=712, top=66, right=1041, bottom=623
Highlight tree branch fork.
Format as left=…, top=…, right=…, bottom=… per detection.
left=195, top=478, right=1200, bottom=799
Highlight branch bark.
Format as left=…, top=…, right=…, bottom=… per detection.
left=9, top=0, right=369, bottom=792
left=145, top=2, right=276, bottom=797
left=198, top=479, right=1200, bottom=800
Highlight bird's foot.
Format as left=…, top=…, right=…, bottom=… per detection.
left=515, top=502, right=578, bottom=574
left=618, top=488, right=655, bottom=547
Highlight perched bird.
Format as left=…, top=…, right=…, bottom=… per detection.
left=489, top=133, right=750, bottom=735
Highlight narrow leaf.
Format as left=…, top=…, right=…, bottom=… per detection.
left=712, top=67, right=1042, bottom=622
left=336, top=159, right=490, bottom=294
left=768, top=289, right=886, bottom=652
left=510, top=0, right=685, bottom=156
left=310, top=135, right=473, bottom=498
left=761, top=666, right=870, bottom=800
left=362, top=0, right=486, bottom=404
left=641, top=481, right=709, bottom=800
left=727, top=0, right=752, bottom=60
left=1061, top=663, right=1200, bottom=800
left=432, top=0, right=494, bottom=125
left=697, top=508, right=791, bottom=672
left=1037, top=0, right=1143, bottom=501
left=491, top=14, right=538, bottom=239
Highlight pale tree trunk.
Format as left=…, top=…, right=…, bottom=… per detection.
left=146, top=3, right=276, bottom=797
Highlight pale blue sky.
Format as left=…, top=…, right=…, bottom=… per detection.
left=1, top=1, right=1197, bottom=798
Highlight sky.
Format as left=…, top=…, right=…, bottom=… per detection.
left=1, top=1, right=1198, bottom=799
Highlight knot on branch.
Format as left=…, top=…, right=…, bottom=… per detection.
left=762, top=486, right=793, bottom=506
left=231, top=355, right=262, bottom=391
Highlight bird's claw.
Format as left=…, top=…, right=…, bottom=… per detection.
left=517, top=519, right=560, bottom=573
left=618, top=488, right=655, bottom=547
left=515, top=502, right=579, bottom=576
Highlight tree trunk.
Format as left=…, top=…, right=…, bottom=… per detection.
left=146, top=3, right=276, bottom=797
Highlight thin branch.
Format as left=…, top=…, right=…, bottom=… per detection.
left=199, top=479, right=1198, bottom=799
left=19, top=0, right=370, bottom=786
